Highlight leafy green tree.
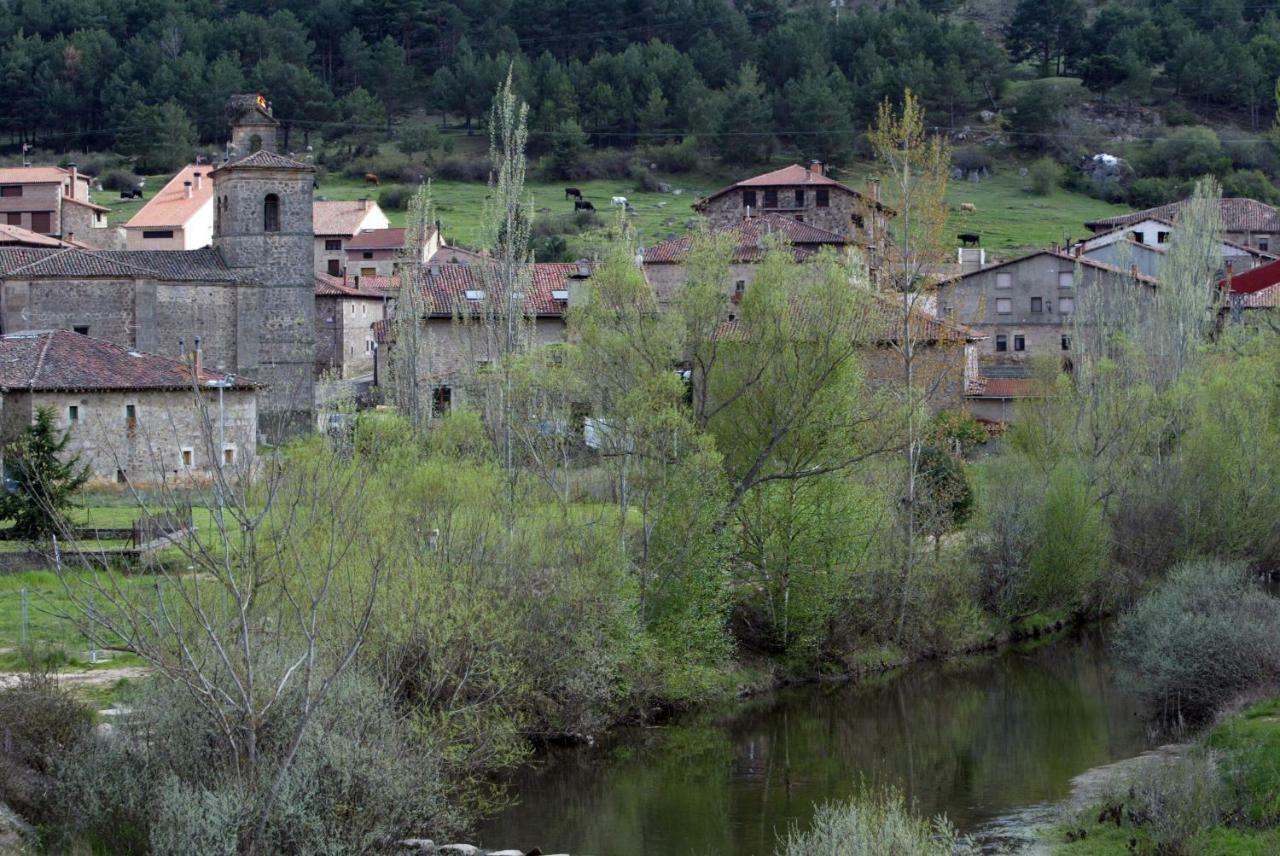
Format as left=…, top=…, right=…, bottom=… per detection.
left=336, top=86, right=386, bottom=154
left=1005, top=0, right=1086, bottom=76
left=547, top=117, right=587, bottom=178
left=115, top=100, right=197, bottom=172
left=713, top=64, right=773, bottom=165
left=0, top=406, right=88, bottom=539
left=396, top=121, right=442, bottom=160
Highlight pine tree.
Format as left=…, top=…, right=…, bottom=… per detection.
left=0, top=406, right=89, bottom=540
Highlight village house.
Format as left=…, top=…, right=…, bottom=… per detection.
left=694, top=162, right=891, bottom=245
left=313, top=198, right=390, bottom=277
left=1085, top=198, right=1280, bottom=253
left=0, top=165, right=115, bottom=248
left=380, top=261, right=590, bottom=415
left=314, top=273, right=391, bottom=379
left=0, top=96, right=316, bottom=440
left=0, top=330, right=256, bottom=485
left=1217, top=256, right=1280, bottom=326
left=346, top=226, right=440, bottom=278
left=0, top=224, right=78, bottom=249
left=1074, top=216, right=1275, bottom=279
left=936, top=249, right=1156, bottom=370
left=642, top=212, right=851, bottom=308
left=124, top=165, right=215, bottom=250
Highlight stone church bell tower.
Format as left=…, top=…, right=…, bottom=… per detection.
left=212, top=94, right=316, bottom=440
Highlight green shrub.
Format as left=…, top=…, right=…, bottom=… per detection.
left=0, top=668, right=92, bottom=823
left=1114, top=559, right=1280, bottom=724
left=925, top=410, right=987, bottom=456
left=778, top=785, right=972, bottom=855
left=952, top=146, right=993, bottom=174
left=639, top=139, right=700, bottom=173
left=1028, top=157, right=1061, bottom=195
left=100, top=169, right=142, bottom=193
left=1222, top=169, right=1280, bottom=204
left=378, top=185, right=413, bottom=210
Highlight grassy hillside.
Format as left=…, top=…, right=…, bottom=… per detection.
left=96, top=158, right=1129, bottom=260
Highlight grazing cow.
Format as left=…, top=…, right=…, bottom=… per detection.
left=575, top=199, right=595, bottom=211
left=610, top=195, right=627, bottom=207
left=957, top=232, right=980, bottom=246
left=119, top=189, right=143, bottom=200
left=565, top=187, right=582, bottom=200
left=364, top=173, right=379, bottom=186
left=959, top=202, right=976, bottom=214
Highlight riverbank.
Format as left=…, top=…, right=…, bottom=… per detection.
left=1056, top=694, right=1280, bottom=854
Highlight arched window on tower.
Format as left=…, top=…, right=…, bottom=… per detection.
left=249, top=134, right=263, bottom=153
left=263, top=194, right=280, bottom=232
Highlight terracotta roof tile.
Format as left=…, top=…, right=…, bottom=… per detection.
left=124, top=165, right=214, bottom=229
left=314, top=272, right=392, bottom=299
left=696, top=164, right=892, bottom=213
left=0, top=330, right=254, bottom=392
left=644, top=213, right=848, bottom=263
left=0, top=225, right=72, bottom=248
left=0, top=166, right=89, bottom=185
left=313, top=199, right=385, bottom=236
left=1086, top=198, right=1280, bottom=234
left=214, top=149, right=313, bottom=172
left=421, top=261, right=588, bottom=317
left=0, top=246, right=238, bottom=282
left=346, top=227, right=407, bottom=251
left=427, top=244, right=488, bottom=265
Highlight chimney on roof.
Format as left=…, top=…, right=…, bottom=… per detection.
left=194, top=172, right=203, bottom=189
left=360, top=197, right=370, bottom=210
left=353, top=274, right=360, bottom=289
left=576, top=259, right=591, bottom=278
left=67, top=163, right=77, bottom=196
left=183, top=181, right=193, bottom=199
left=808, top=160, right=824, bottom=177
left=867, top=177, right=881, bottom=205
left=1074, top=243, right=1082, bottom=258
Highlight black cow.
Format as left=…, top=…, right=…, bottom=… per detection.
left=119, top=189, right=144, bottom=200
left=957, top=232, right=980, bottom=246
left=575, top=199, right=595, bottom=211
left=565, top=187, right=582, bottom=200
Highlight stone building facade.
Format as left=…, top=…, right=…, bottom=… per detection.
left=0, top=330, right=257, bottom=485
left=0, top=165, right=115, bottom=247
left=0, top=97, right=316, bottom=441
left=314, top=274, right=389, bottom=379
left=694, top=163, right=890, bottom=246
left=937, top=249, right=1155, bottom=368
left=1085, top=198, right=1280, bottom=254
left=313, top=199, right=390, bottom=277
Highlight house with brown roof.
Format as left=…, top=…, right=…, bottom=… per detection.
left=694, top=162, right=891, bottom=245
left=124, top=165, right=215, bottom=250
left=642, top=212, right=851, bottom=308
left=314, top=273, right=391, bottom=379
left=0, top=165, right=115, bottom=248
left=0, top=330, right=257, bottom=484
left=313, top=199, right=390, bottom=277
left=346, top=226, right=440, bottom=278
left=380, top=260, right=590, bottom=415
left=937, top=248, right=1156, bottom=381
left=1085, top=198, right=1280, bottom=253
left=1074, top=215, right=1275, bottom=279
left=0, top=224, right=78, bottom=249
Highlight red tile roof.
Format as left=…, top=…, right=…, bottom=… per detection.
left=421, top=262, right=588, bottom=318
left=125, top=165, right=213, bottom=229
left=213, top=149, right=313, bottom=172
left=966, top=377, right=1041, bottom=399
left=428, top=244, right=488, bottom=265
left=0, top=224, right=73, bottom=248
left=313, top=199, right=385, bottom=236
left=1086, top=198, right=1280, bottom=234
left=372, top=317, right=393, bottom=344
left=0, top=330, right=254, bottom=392
left=1219, top=256, right=1280, bottom=294
left=346, top=227, right=407, bottom=251
left=643, top=213, right=849, bottom=263
left=0, top=166, right=92, bottom=185
left=314, top=272, right=393, bottom=299
left=697, top=164, right=892, bottom=213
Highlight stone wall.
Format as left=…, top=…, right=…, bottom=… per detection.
left=699, top=185, right=883, bottom=244
left=61, top=202, right=123, bottom=249
left=315, top=296, right=383, bottom=379
left=0, top=388, right=258, bottom=484
left=643, top=261, right=759, bottom=309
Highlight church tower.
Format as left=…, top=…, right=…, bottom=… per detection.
left=213, top=94, right=315, bottom=440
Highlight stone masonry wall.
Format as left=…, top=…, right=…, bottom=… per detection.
left=700, top=186, right=882, bottom=244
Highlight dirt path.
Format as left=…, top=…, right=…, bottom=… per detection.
left=0, top=666, right=149, bottom=689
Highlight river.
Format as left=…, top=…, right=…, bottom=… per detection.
left=476, top=626, right=1152, bottom=855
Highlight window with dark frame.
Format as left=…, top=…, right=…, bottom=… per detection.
left=68, top=405, right=78, bottom=422
left=763, top=188, right=778, bottom=208
left=142, top=230, right=174, bottom=239
left=327, top=259, right=341, bottom=276
left=30, top=211, right=50, bottom=233
left=126, top=403, right=137, bottom=432
left=432, top=385, right=452, bottom=417
left=0, top=186, right=22, bottom=197
left=852, top=213, right=864, bottom=229
left=5, top=213, right=20, bottom=226
left=363, top=251, right=373, bottom=259
left=1014, top=334, right=1026, bottom=352
left=815, top=187, right=829, bottom=207
left=995, top=334, right=1007, bottom=352
left=325, top=238, right=342, bottom=251
left=742, top=189, right=756, bottom=209
left=263, top=193, right=280, bottom=232
left=795, top=188, right=805, bottom=206
left=1030, top=297, right=1043, bottom=313
left=73, top=325, right=89, bottom=335
left=1061, top=335, right=1071, bottom=350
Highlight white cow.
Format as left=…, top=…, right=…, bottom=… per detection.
left=610, top=195, right=628, bottom=207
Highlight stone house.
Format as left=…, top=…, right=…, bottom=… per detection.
left=936, top=249, right=1156, bottom=369
left=0, top=165, right=115, bottom=248
left=314, top=273, right=391, bottom=379
left=0, top=330, right=257, bottom=485
left=0, top=96, right=316, bottom=440
left=124, top=165, right=216, bottom=250
left=694, top=163, right=891, bottom=245
left=1085, top=198, right=1280, bottom=253
left=313, top=198, right=389, bottom=277
left=346, top=226, right=439, bottom=278
left=642, top=212, right=851, bottom=308
left=381, top=261, right=590, bottom=414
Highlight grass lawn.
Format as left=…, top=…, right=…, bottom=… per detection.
left=1058, top=695, right=1280, bottom=853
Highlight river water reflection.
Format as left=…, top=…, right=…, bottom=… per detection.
left=478, top=627, right=1151, bottom=855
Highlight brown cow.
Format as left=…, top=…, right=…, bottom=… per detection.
left=364, top=173, right=379, bottom=186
